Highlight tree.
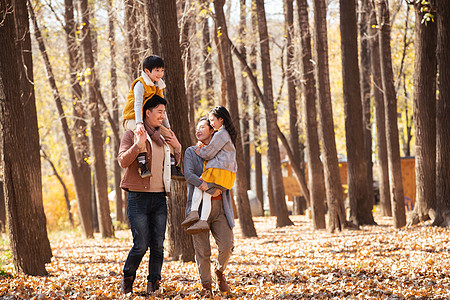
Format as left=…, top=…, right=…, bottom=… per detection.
left=14, top=0, right=52, bottom=263
left=239, top=0, right=251, bottom=190
left=64, top=0, right=94, bottom=236
left=433, top=0, right=450, bottom=227
left=124, top=0, right=142, bottom=84
left=155, top=0, right=195, bottom=261
left=0, top=180, right=5, bottom=232
left=0, top=0, right=50, bottom=274
left=214, top=0, right=257, bottom=237
left=107, top=0, right=124, bottom=224
left=78, top=0, right=114, bottom=238
left=340, top=0, right=375, bottom=226
left=377, top=0, right=406, bottom=228
left=408, top=1, right=437, bottom=225
left=359, top=0, right=375, bottom=214
left=312, top=0, right=347, bottom=232
left=250, top=0, right=264, bottom=213
left=297, top=0, right=326, bottom=229
left=369, top=0, right=391, bottom=216
left=255, top=0, right=293, bottom=227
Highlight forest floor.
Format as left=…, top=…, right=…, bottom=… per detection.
left=1, top=211, right=450, bottom=299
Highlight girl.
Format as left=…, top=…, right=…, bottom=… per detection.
left=181, top=106, right=237, bottom=234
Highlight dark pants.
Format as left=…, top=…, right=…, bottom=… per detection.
left=123, top=191, right=167, bottom=283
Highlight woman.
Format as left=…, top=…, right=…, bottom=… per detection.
left=184, top=117, right=235, bottom=296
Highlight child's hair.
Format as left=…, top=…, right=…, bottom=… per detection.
left=142, top=55, right=164, bottom=72
left=209, top=106, right=237, bottom=145
left=143, top=95, right=167, bottom=119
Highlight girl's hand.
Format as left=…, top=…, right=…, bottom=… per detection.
left=194, top=146, right=201, bottom=155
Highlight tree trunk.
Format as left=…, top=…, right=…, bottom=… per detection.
left=408, top=2, right=437, bottom=226
left=360, top=0, right=375, bottom=215
left=214, top=0, right=257, bottom=237
left=124, top=0, right=142, bottom=84
left=433, top=0, right=450, bottom=227
left=369, top=0, right=391, bottom=217
left=340, top=0, right=375, bottom=226
left=14, top=0, right=52, bottom=263
left=0, top=3, right=50, bottom=274
left=78, top=0, right=115, bottom=238
left=377, top=0, right=406, bottom=228
left=0, top=181, right=5, bottom=232
left=239, top=0, right=251, bottom=190
left=145, top=0, right=161, bottom=54
left=107, top=0, right=123, bottom=224
left=155, top=0, right=195, bottom=261
left=250, top=0, right=264, bottom=213
left=255, top=0, right=293, bottom=228
left=312, top=0, right=347, bottom=232
left=297, top=0, right=326, bottom=229
left=200, top=0, right=214, bottom=107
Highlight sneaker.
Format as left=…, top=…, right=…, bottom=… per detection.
left=181, top=211, right=200, bottom=228
left=171, top=165, right=184, bottom=180
left=186, top=220, right=209, bottom=235
left=138, top=162, right=152, bottom=178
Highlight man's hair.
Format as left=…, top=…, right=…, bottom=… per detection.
left=142, top=55, right=164, bottom=72
left=143, top=95, right=167, bottom=119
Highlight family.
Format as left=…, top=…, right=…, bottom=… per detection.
left=117, top=55, right=236, bottom=297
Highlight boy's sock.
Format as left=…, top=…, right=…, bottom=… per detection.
left=137, top=153, right=151, bottom=178
left=170, top=154, right=184, bottom=179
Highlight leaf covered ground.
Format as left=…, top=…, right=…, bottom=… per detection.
left=1, top=213, right=450, bottom=299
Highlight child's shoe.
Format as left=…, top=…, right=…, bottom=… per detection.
left=181, top=211, right=199, bottom=228
left=186, top=220, right=209, bottom=234
left=170, top=154, right=184, bottom=179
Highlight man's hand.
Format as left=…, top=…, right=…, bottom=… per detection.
left=135, top=130, right=146, bottom=149
left=165, top=129, right=182, bottom=154
left=136, top=122, right=145, bottom=134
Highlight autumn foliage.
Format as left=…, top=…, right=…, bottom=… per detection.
left=1, top=213, right=449, bottom=299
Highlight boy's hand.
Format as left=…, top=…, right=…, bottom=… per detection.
left=136, top=122, right=145, bottom=134
left=212, top=189, right=222, bottom=198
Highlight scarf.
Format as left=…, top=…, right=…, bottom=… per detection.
left=144, top=122, right=165, bottom=147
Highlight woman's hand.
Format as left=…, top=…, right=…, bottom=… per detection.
left=198, top=181, right=208, bottom=191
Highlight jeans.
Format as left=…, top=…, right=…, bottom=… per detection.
left=123, top=191, right=167, bottom=283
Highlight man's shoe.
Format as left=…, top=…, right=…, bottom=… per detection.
left=200, top=282, right=213, bottom=298
left=171, top=165, right=184, bottom=180
left=181, top=211, right=200, bottom=228
left=147, top=280, right=160, bottom=295
left=120, top=275, right=134, bottom=294
left=215, top=270, right=230, bottom=293
left=186, top=220, right=209, bottom=235
left=138, top=162, right=152, bottom=178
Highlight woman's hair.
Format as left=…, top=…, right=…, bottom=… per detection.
left=209, top=106, right=237, bottom=145
left=199, top=116, right=214, bottom=130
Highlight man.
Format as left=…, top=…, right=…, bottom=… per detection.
left=118, top=95, right=182, bottom=295
left=184, top=117, right=235, bottom=296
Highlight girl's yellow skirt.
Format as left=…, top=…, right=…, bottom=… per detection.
left=202, top=163, right=236, bottom=190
